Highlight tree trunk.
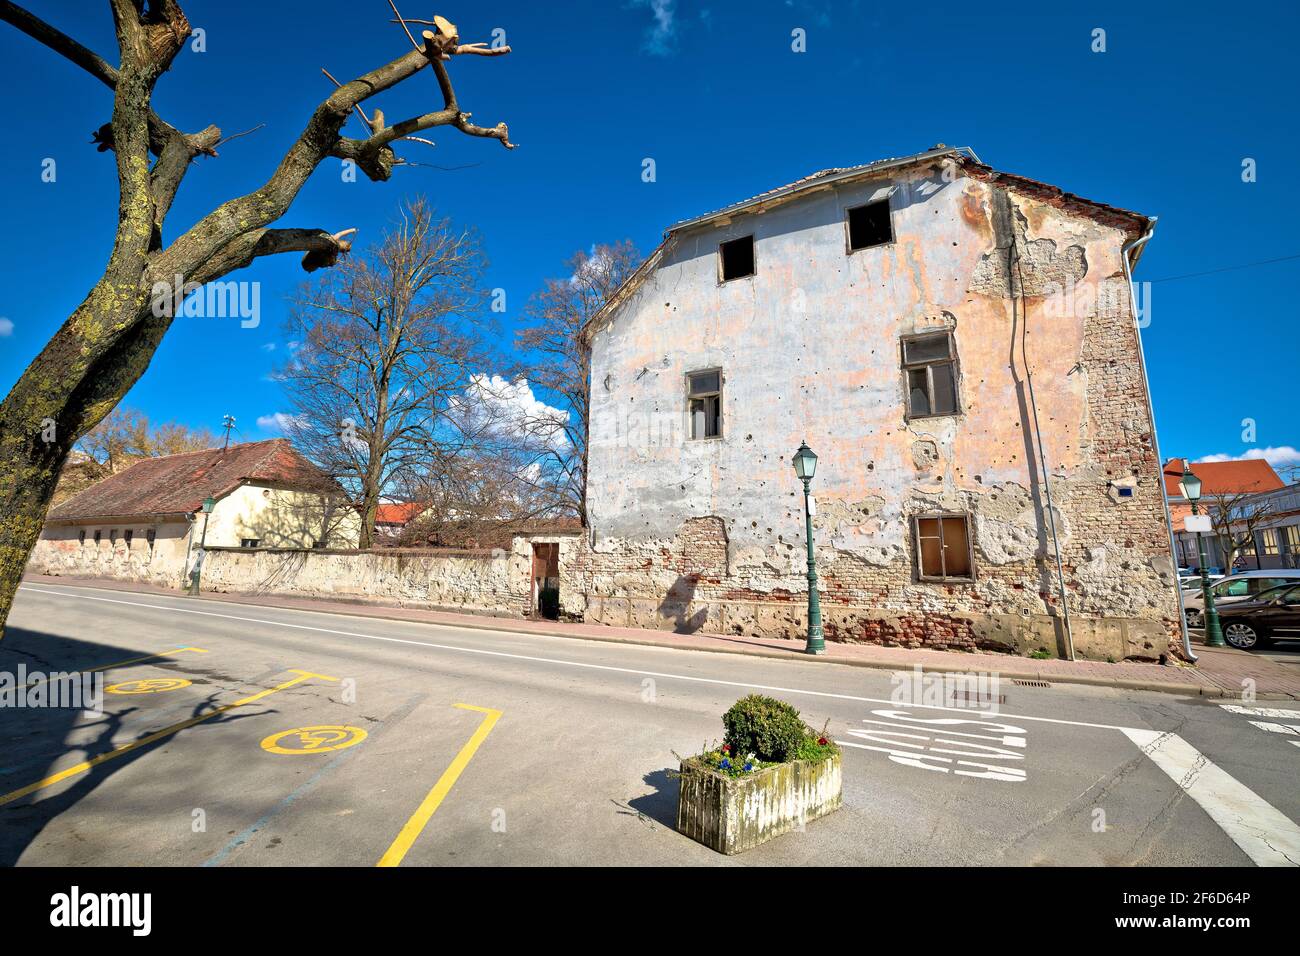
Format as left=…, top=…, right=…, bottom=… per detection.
left=0, top=432, right=70, bottom=640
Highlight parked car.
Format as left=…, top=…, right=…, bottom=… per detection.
left=1182, top=570, right=1300, bottom=628
left=1180, top=573, right=1223, bottom=590
left=1216, top=582, right=1300, bottom=650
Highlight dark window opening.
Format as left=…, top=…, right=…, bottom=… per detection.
left=146, top=529, right=156, bottom=548
left=719, top=236, right=755, bottom=281
left=123, top=529, right=133, bottom=547
left=847, top=199, right=893, bottom=250
left=78, top=530, right=86, bottom=545
left=241, top=538, right=260, bottom=549
left=93, top=530, right=102, bottom=545
left=109, top=529, right=118, bottom=545
left=902, top=331, right=959, bottom=418
left=914, top=514, right=973, bottom=581
left=687, top=369, right=722, bottom=440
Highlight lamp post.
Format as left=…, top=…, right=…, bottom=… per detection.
left=792, top=441, right=824, bottom=655
left=1179, top=465, right=1225, bottom=648
left=187, top=496, right=217, bottom=597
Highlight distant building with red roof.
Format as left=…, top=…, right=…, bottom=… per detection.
left=1163, top=457, right=1295, bottom=571
left=30, top=439, right=360, bottom=587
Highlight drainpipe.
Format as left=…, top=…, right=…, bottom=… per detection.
left=1122, top=218, right=1195, bottom=663
left=1014, top=242, right=1077, bottom=662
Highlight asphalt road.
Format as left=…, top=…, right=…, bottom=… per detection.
left=2, top=582, right=1298, bottom=867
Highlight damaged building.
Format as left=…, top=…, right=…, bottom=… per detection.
left=573, top=146, right=1184, bottom=661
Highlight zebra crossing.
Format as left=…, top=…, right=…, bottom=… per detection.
left=1219, top=703, right=1300, bottom=748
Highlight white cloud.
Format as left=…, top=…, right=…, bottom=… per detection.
left=0, top=317, right=13, bottom=337
left=454, top=374, right=569, bottom=447
left=633, top=0, right=677, bottom=56
left=257, top=412, right=304, bottom=434
left=1195, top=446, right=1300, bottom=468
left=261, top=342, right=276, bottom=352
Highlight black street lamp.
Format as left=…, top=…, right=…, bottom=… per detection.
left=1179, top=465, right=1226, bottom=648
left=792, top=441, right=824, bottom=655
left=187, top=495, right=217, bottom=597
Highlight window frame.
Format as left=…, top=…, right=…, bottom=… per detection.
left=900, top=330, right=961, bottom=421
left=717, top=235, right=756, bottom=284
left=685, top=368, right=724, bottom=442
left=912, top=512, right=976, bottom=583
left=1261, top=529, right=1280, bottom=555
left=844, top=197, right=895, bottom=253
left=240, top=537, right=261, bottom=549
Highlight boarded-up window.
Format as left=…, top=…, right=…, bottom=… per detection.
left=687, top=369, right=722, bottom=439
left=719, top=236, right=755, bottom=281
left=846, top=199, right=892, bottom=250
left=914, top=514, right=973, bottom=581
left=902, top=331, right=959, bottom=418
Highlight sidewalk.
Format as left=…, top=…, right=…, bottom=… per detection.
left=20, top=573, right=1300, bottom=700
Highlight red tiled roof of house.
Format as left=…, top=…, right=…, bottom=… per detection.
left=48, top=439, right=332, bottom=521
left=1163, top=457, right=1285, bottom=498
left=375, top=502, right=427, bottom=525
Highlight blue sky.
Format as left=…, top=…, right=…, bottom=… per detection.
left=1, top=0, right=1296, bottom=471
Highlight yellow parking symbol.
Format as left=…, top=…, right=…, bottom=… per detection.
left=107, top=678, right=193, bottom=695
left=261, top=725, right=368, bottom=755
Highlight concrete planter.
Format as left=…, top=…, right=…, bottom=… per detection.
left=676, top=753, right=842, bottom=854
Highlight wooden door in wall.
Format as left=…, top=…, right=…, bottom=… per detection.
left=530, top=542, right=560, bottom=619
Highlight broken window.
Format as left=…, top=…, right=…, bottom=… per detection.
left=914, top=514, right=973, bottom=581
left=719, top=235, right=755, bottom=282
left=687, top=369, right=722, bottom=440
left=847, top=199, right=893, bottom=251
left=902, top=331, right=959, bottom=418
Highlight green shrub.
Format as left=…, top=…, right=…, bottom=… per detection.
left=722, top=694, right=809, bottom=762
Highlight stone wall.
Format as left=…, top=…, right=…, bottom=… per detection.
left=197, top=547, right=520, bottom=614
left=29, top=520, right=193, bottom=589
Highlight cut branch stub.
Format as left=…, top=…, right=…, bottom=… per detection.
left=301, top=228, right=357, bottom=273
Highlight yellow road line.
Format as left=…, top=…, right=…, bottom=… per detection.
left=377, top=704, right=502, bottom=867
left=20, top=645, right=210, bottom=688
left=0, top=668, right=337, bottom=807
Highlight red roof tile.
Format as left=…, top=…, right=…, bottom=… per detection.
left=48, top=439, right=334, bottom=521
left=1163, top=458, right=1285, bottom=498
left=375, top=502, right=427, bottom=525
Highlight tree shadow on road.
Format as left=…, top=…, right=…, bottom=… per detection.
left=0, top=624, right=280, bottom=866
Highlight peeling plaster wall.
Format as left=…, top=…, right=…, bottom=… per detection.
left=582, top=163, right=1181, bottom=660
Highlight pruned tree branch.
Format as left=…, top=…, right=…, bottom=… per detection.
left=0, top=2, right=517, bottom=637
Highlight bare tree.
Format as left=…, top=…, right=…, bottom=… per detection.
left=279, top=198, right=486, bottom=549
left=1205, top=491, right=1275, bottom=572
left=0, top=2, right=514, bottom=636
left=506, top=241, right=641, bottom=522
left=76, top=406, right=216, bottom=475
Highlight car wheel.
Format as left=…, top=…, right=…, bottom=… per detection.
left=1186, top=608, right=1204, bottom=628
left=1223, top=622, right=1264, bottom=650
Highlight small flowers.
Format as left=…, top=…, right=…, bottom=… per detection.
left=719, top=757, right=732, bottom=769
left=817, top=737, right=828, bottom=746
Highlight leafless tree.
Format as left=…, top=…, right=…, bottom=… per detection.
left=53, top=406, right=216, bottom=504
left=279, top=198, right=486, bottom=549
left=1205, top=491, right=1275, bottom=572
left=504, top=241, right=641, bottom=522
left=0, top=2, right=514, bottom=636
